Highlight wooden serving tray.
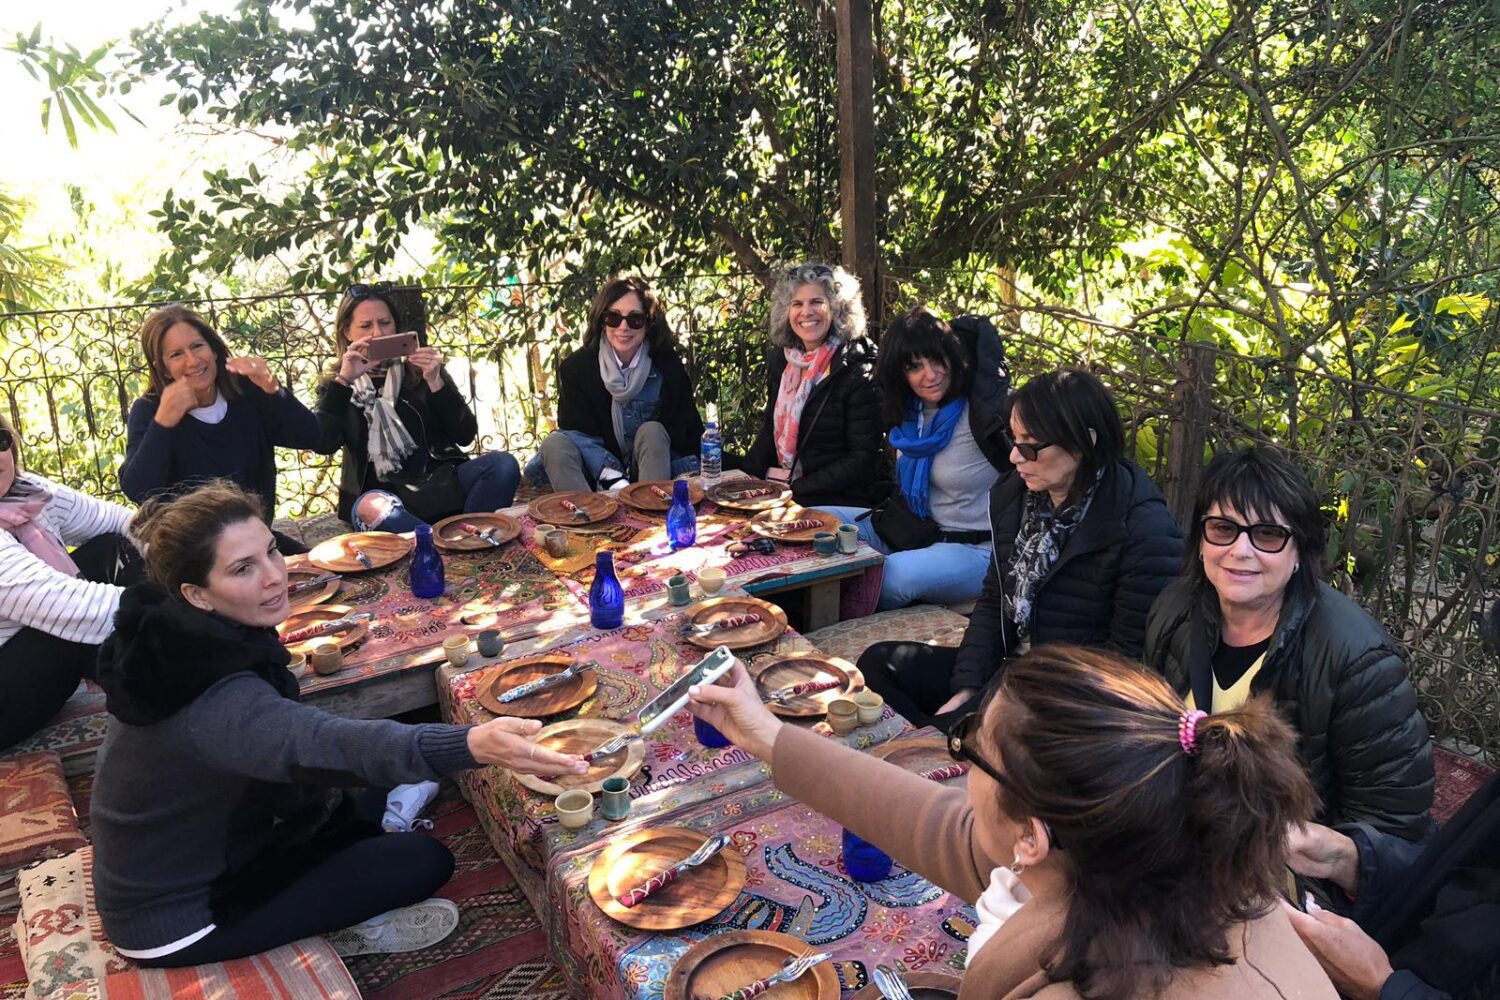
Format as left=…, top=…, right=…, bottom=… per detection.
left=748, top=505, right=842, bottom=543
left=287, top=568, right=341, bottom=610
left=431, top=512, right=521, bottom=552
left=617, top=479, right=705, bottom=513
left=590, top=826, right=748, bottom=932
left=753, top=654, right=862, bottom=718
left=850, top=972, right=963, bottom=999
left=307, top=531, right=412, bottom=573
left=707, top=478, right=793, bottom=512
left=476, top=655, right=597, bottom=719
left=664, top=929, right=839, bottom=1000
left=680, top=597, right=788, bottom=651
left=527, top=490, right=619, bottom=526
left=277, top=604, right=368, bottom=656
left=514, top=718, right=645, bottom=797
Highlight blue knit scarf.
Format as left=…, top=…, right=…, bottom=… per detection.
left=889, top=398, right=966, bottom=519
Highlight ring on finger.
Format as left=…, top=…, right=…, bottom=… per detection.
left=529, top=743, right=538, bottom=761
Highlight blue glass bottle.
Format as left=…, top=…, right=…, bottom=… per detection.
left=409, top=523, right=445, bottom=598
left=666, top=479, right=697, bottom=549
left=589, top=550, right=625, bottom=629
left=842, top=827, right=893, bottom=882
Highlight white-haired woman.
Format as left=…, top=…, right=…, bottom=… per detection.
left=741, top=263, right=890, bottom=507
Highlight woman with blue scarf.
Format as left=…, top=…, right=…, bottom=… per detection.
left=820, top=308, right=1012, bottom=609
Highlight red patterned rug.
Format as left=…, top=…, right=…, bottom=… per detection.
left=1433, top=745, right=1496, bottom=825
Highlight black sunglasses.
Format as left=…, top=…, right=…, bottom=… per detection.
left=790, top=264, right=833, bottom=279
left=0, top=428, right=12, bottom=452
left=1002, top=431, right=1057, bottom=463
left=603, top=309, right=649, bottom=331
left=948, top=711, right=1064, bottom=851
left=347, top=281, right=393, bottom=301
left=1200, top=515, right=1294, bottom=554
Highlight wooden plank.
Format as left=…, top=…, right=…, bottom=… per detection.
left=805, top=579, right=843, bottom=631
left=836, top=0, right=879, bottom=330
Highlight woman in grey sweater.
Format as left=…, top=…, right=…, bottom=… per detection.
left=90, top=482, right=584, bottom=966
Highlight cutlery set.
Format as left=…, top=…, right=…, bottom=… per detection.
left=288, top=572, right=341, bottom=595
left=495, top=660, right=596, bottom=703
left=616, top=832, right=732, bottom=908
left=677, top=612, right=763, bottom=636
left=279, top=612, right=373, bottom=645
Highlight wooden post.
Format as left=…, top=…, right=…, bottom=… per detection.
left=836, top=0, right=879, bottom=333
left=1165, top=342, right=1216, bottom=527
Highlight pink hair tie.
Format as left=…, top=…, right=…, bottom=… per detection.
left=1178, top=709, right=1208, bottom=755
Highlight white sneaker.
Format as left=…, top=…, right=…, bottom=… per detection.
left=326, top=898, right=460, bottom=957
left=382, top=780, right=441, bottom=832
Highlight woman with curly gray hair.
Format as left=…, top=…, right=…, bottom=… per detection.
left=742, top=263, right=890, bottom=507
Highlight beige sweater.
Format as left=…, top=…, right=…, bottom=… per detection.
left=771, top=725, right=1337, bottom=1000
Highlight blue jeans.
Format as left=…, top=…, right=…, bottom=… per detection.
left=524, top=428, right=698, bottom=490
left=456, top=450, right=521, bottom=512
left=820, top=505, right=993, bottom=611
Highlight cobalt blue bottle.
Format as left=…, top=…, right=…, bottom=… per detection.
left=409, top=523, right=446, bottom=598
left=666, top=479, right=697, bottom=550
left=589, top=550, right=625, bottom=629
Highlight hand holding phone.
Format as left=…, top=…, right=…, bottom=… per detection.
left=637, top=645, right=737, bottom=734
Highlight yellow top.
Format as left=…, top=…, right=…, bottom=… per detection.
left=1186, top=651, right=1267, bottom=713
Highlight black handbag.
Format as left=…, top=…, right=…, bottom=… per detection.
left=864, top=491, right=942, bottom=552
left=386, top=458, right=467, bottom=523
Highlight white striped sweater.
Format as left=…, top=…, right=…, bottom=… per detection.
left=0, top=473, right=134, bottom=649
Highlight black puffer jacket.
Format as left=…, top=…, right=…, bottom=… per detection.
left=951, top=460, right=1183, bottom=693
left=1144, top=577, right=1434, bottom=840
left=946, top=314, right=1012, bottom=471
left=743, top=338, right=892, bottom=508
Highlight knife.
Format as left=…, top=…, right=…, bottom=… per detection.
left=616, top=832, right=731, bottom=907
left=766, top=678, right=843, bottom=703
left=495, top=661, right=594, bottom=703
left=280, top=612, right=373, bottom=644
left=455, top=520, right=503, bottom=546
left=288, top=572, right=340, bottom=595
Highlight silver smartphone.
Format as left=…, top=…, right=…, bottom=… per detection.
left=637, top=645, right=737, bottom=734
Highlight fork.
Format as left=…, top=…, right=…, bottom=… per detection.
left=873, top=964, right=916, bottom=1000
left=495, top=661, right=593, bottom=703
left=677, top=612, right=762, bottom=636
left=582, top=730, right=642, bottom=763
left=715, top=949, right=833, bottom=1000
left=558, top=497, right=591, bottom=522
left=345, top=543, right=374, bottom=570
left=616, top=831, right=732, bottom=907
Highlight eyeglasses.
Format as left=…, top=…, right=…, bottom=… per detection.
left=1200, top=515, right=1294, bottom=554
left=948, top=711, right=1064, bottom=851
left=346, top=281, right=393, bottom=301
left=603, top=309, right=649, bottom=330
left=0, top=428, right=12, bottom=452
left=1003, top=431, right=1057, bottom=463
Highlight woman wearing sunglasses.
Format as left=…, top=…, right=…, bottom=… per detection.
left=740, top=263, right=891, bottom=508
left=686, top=645, right=1335, bottom=1000
left=857, top=368, right=1182, bottom=728
left=0, top=413, right=143, bottom=748
left=527, top=275, right=703, bottom=492
left=1145, top=446, right=1433, bottom=840
left=317, top=282, right=521, bottom=526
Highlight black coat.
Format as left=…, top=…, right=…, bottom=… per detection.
left=946, top=314, right=1012, bottom=472
left=1144, top=577, right=1434, bottom=840
left=555, top=341, right=704, bottom=472
left=744, top=338, right=892, bottom=508
left=951, top=460, right=1184, bottom=694
left=315, top=367, right=478, bottom=521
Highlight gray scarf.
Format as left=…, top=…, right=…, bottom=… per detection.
left=597, top=341, right=653, bottom=449
left=1008, top=469, right=1103, bottom=638
left=350, top=363, right=417, bottom=478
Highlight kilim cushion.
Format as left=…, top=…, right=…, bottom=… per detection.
left=34, top=939, right=359, bottom=999
left=804, top=605, right=971, bottom=664
left=0, top=753, right=86, bottom=873
left=15, top=847, right=130, bottom=997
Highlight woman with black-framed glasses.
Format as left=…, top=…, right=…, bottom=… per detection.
left=1145, top=445, right=1433, bottom=840
left=525, top=275, right=702, bottom=493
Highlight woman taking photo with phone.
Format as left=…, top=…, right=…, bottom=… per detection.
left=317, top=282, right=520, bottom=529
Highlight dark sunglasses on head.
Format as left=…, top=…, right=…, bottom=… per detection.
left=603, top=309, right=649, bottom=330
left=1200, top=515, right=1294, bottom=554
left=347, top=281, right=393, bottom=301
left=1002, top=431, right=1057, bottom=463
left=948, top=711, right=1063, bottom=851
left=791, top=264, right=833, bottom=279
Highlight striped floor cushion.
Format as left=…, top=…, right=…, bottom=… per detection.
left=35, top=940, right=358, bottom=999
left=0, top=751, right=87, bottom=916
left=804, top=605, right=971, bottom=664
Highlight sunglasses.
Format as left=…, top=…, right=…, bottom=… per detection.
left=603, top=309, right=649, bottom=330
left=790, top=264, right=834, bottom=279
left=1002, top=431, right=1057, bottom=463
left=1200, top=515, right=1294, bottom=554
left=948, top=711, right=1064, bottom=851
left=0, top=428, right=12, bottom=452
left=346, top=281, right=393, bottom=301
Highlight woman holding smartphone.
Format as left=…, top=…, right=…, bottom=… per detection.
left=316, top=282, right=521, bottom=528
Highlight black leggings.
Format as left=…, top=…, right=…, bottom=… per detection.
left=856, top=641, right=981, bottom=732
left=0, top=533, right=143, bottom=750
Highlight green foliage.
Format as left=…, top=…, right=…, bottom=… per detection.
left=4, top=25, right=137, bottom=149
left=0, top=188, right=59, bottom=311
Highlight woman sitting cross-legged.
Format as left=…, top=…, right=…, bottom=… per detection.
left=0, top=414, right=143, bottom=749
left=317, top=282, right=520, bottom=529
left=90, top=482, right=586, bottom=965
left=1144, top=446, right=1433, bottom=840
left=526, top=275, right=702, bottom=492
left=687, top=645, right=1337, bottom=1000
left=857, top=368, right=1182, bottom=729
left=820, top=307, right=1011, bottom=609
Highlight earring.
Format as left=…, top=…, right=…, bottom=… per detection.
left=1009, top=852, right=1025, bottom=875
left=1294, top=561, right=1300, bottom=572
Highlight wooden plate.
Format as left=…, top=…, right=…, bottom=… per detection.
left=680, top=597, right=788, bottom=651
left=871, top=734, right=961, bottom=778
left=527, top=491, right=619, bottom=526
left=513, top=718, right=646, bottom=796
left=707, top=478, right=793, bottom=512
left=287, top=568, right=341, bottom=610
left=664, top=930, right=839, bottom=1000
left=617, top=479, right=705, bottom=513
left=752, top=655, right=861, bottom=718
left=431, top=512, right=521, bottom=552
left=850, top=972, right=963, bottom=999
left=591, top=827, right=748, bottom=932
left=476, top=655, right=597, bottom=719
left=748, top=505, right=842, bottom=543
left=307, top=532, right=412, bottom=573
left=277, top=604, right=369, bottom=656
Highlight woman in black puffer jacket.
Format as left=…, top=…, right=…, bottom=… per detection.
left=741, top=263, right=891, bottom=508
left=1144, top=446, right=1433, bottom=841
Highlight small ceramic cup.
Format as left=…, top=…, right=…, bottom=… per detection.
left=533, top=522, right=556, bottom=544
left=544, top=529, right=569, bottom=558
left=476, top=629, right=504, bottom=658
left=442, top=634, right=471, bottom=668
left=310, top=642, right=343, bottom=676
left=837, top=523, right=860, bottom=554
left=697, top=566, right=725, bottom=596
left=286, top=651, right=308, bottom=679
left=827, top=697, right=859, bottom=735
left=854, top=689, right=885, bottom=726
left=555, top=789, right=594, bottom=830
left=666, top=574, right=692, bottom=607
left=600, top=776, right=631, bottom=822
left=812, top=531, right=838, bottom=556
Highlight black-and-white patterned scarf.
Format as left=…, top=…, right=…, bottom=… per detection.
left=1008, top=471, right=1103, bottom=638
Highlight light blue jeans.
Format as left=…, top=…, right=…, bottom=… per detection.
left=820, top=505, right=993, bottom=610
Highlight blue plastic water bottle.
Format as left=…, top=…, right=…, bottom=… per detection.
left=409, top=524, right=446, bottom=599
left=589, top=550, right=625, bottom=629
left=666, top=479, right=697, bottom=549
left=700, top=418, right=722, bottom=482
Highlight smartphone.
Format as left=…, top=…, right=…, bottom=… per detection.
left=637, top=645, right=737, bottom=734
left=365, top=332, right=420, bottom=362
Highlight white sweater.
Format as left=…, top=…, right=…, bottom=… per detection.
left=0, top=473, right=134, bottom=648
